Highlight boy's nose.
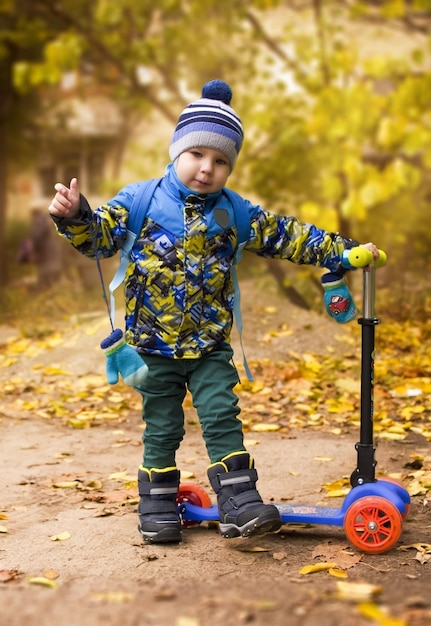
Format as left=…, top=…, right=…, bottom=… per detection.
left=200, top=159, right=213, bottom=172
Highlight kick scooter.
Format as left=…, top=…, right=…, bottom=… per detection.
left=176, top=247, right=411, bottom=554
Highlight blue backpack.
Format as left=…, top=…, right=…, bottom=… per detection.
left=108, top=178, right=254, bottom=380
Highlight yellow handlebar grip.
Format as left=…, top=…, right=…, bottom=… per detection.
left=375, top=249, right=387, bottom=268
left=347, top=247, right=388, bottom=268
left=347, top=247, right=373, bottom=268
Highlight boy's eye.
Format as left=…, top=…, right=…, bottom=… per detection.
left=190, top=150, right=202, bottom=158
left=216, top=158, right=227, bottom=165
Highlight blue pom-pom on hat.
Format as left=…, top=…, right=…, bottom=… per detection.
left=201, top=80, right=232, bottom=105
left=169, top=79, right=243, bottom=170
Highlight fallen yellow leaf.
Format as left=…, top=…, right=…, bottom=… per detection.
left=42, top=365, right=70, bottom=376
left=27, top=577, right=58, bottom=589
left=300, top=562, right=337, bottom=575
left=243, top=438, right=260, bottom=447
left=323, top=477, right=350, bottom=498
left=336, top=580, right=382, bottom=601
left=250, top=423, right=280, bottom=432
left=328, top=567, right=348, bottom=579
left=407, top=480, right=428, bottom=496
left=108, top=393, right=126, bottom=403
left=180, top=470, right=195, bottom=480
left=52, top=481, right=79, bottom=489
left=50, top=531, right=71, bottom=541
left=66, top=419, right=92, bottom=429
left=84, top=480, right=103, bottom=490
left=358, top=602, right=407, bottom=625
left=90, top=592, right=134, bottom=603
left=326, top=488, right=350, bottom=498
left=378, top=432, right=406, bottom=441
left=335, top=377, right=359, bottom=394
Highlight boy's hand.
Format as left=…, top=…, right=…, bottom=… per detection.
left=360, top=242, right=380, bottom=261
left=48, top=178, right=80, bottom=219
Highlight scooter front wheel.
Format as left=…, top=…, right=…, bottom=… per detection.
left=177, top=483, right=212, bottom=528
left=344, top=496, right=403, bottom=554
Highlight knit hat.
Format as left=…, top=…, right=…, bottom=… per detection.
left=169, top=80, right=243, bottom=170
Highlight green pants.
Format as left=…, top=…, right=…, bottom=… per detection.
left=135, top=345, right=245, bottom=468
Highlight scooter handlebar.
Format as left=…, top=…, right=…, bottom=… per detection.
left=341, top=247, right=387, bottom=270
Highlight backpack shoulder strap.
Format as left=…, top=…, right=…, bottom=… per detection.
left=224, top=188, right=251, bottom=252
left=108, top=178, right=162, bottom=327
left=126, top=178, right=162, bottom=240
left=223, top=188, right=254, bottom=381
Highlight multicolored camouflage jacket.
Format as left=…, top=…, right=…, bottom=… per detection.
left=53, top=164, right=357, bottom=359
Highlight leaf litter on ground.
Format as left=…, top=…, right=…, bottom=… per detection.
left=1, top=317, right=430, bottom=500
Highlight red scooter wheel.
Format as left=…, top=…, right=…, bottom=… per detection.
left=177, top=483, right=212, bottom=528
left=344, top=496, right=403, bottom=554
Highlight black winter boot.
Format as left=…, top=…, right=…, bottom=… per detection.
left=138, top=466, right=182, bottom=543
left=208, top=452, right=282, bottom=539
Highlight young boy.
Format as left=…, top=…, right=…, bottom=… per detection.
left=49, top=80, right=379, bottom=544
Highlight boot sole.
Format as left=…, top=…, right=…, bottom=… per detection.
left=220, top=514, right=282, bottom=539
left=139, top=525, right=182, bottom=544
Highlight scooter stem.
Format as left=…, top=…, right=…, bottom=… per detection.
left=363, top=265, right=376, bottom=319
left=351, top=265, right=379, bottom=487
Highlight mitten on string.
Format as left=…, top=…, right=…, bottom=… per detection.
left=321, top=272, right=357, bottom=324
left=100, top=329, right=148, bottom=387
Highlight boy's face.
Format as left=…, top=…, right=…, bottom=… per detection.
left=175, top=147, right=231, bottom=194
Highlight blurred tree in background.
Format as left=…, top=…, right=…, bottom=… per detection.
left=1, top=0, right=431, bottom=316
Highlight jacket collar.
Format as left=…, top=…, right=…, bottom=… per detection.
left=164, top=163, right=223, bottom=207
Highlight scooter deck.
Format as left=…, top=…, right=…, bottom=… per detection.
left=178, top=502, right=344, bottom=526
left=178, top=480, right=410, bottom=528
left=276, top=503, right=344, bottom=526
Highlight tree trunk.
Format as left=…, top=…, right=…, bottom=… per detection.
left=0, top=53, right=13, bottom=301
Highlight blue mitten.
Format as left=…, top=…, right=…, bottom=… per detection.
left=100, top=329, right=148, bottom=386
left=321, top=272, right=357, bottom=324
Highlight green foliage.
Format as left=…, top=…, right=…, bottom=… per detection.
left=3, top=0, right=431, bottom=313
left=14, top=33, right=83, bottom=91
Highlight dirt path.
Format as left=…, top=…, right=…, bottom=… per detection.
left=1, top=279, right=430, bottom=625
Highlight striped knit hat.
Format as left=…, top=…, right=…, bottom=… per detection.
left=169, top=80, right=243, bottom=170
